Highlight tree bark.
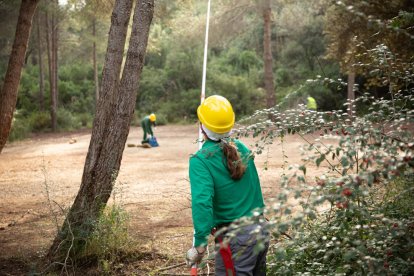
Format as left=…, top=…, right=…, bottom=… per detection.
left=0, top=0, right=39, bottom=153
left=53, top=0, right=59, bottom=119
left=347, top=70, right=355, bottom=118
left=48, top=0, right=154, bottom=262
left=93, top=17, right=99, bottom=103
left=262, top=0, right=275, bottom=109
left=37, top=12, right=45, bottom=111
left=45, top=11, right=57, bottom=131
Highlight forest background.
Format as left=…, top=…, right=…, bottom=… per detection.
left=1, top=0, right=393, bottom=140
left=1, top=0, right=414, bottom=275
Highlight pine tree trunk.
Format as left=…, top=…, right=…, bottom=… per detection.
left=47, top=0, right=154, bottom=262
left=0, top=0, right=39, bottom=153
left=262, top=0, right=275, bottom=109
left=93, top=17, right=99, bottom=103
left=37, top=12, right=45, bottom=111
left=45, top=11, right=57, bottom=131
left=347, top=70, right=355, bottom=118
left=53, top=0, right=58, bottom=119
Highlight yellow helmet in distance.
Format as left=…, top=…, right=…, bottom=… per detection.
left=197, top=95, right=235, bottom=134
left=149, top=113, right=156, bottom=122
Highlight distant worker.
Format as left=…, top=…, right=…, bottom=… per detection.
left=141, top=113, right=156, bottom=145
left=307, top=96, right=317, bottom=111
left=186, top=95, right=269, bottom=275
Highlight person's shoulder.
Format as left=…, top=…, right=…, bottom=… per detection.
left=191, top=141, right=220, bottom=160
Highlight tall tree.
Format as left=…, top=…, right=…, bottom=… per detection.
left=48, top=0, right=154, bottom=262
left=73, top=0, right=114, bottom=105
left=36, top=11, right=45, bottom=111
left=45, top=0, right=59, bottom=131
left=209, top=0, right=277, bottom=109
left=0, top=0, right=40, bottom=153
left=262, top=0, right=275, bottom=108
left=325, top=0, right=414, bottom=116
left=92, top=16, right=99, bottom=102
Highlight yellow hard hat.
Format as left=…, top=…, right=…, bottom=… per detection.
left=197, top=95, right=235, bottom=134
left=149, top=113, right=156, bottom=122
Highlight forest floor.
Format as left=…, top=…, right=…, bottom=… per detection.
left=0, top=124, right=326, bottom=275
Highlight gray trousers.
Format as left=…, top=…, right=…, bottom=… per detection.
left=215, top=223, right=269, bottom=276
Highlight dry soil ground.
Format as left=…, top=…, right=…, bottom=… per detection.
left=0, top=124, right=321, bottom=275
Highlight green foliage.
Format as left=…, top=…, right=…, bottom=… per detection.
left=9, top=111, right=51, bottom=141
left=9, top=112, right=31, bottom=141
left=29, top=111, right=51, bottom=131
left=84, top=204, right=131, bottom=273
left=3, top=0, right=354, bottom=138
left=238, top=37, right=414, bottom=274
left=57, top=108, right=82, bottom=131
left=325, top=0, right=414, bottom=71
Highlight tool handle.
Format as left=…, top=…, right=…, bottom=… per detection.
left=190, top=264, right=197, bottom=276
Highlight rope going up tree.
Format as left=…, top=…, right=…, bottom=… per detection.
left=192, top=0, right=212, bottom=275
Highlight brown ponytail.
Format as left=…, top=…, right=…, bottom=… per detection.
left=221, top=140, right=247, bottom=180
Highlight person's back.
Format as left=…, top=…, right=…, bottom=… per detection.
left=186, top=95, right=269, bottom=276
left=140, top=113, right=156, bottom=144
left=190, top=139, right=264, bottom=236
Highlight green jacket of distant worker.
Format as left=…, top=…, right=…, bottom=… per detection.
left=307, top=96, right=317, bottom=111
left=141, top=113, right=156, bottom=144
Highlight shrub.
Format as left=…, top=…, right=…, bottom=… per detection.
left=57, top=109, right=81, bottom=131
left=9, top=113, right=31, bottom=141
left=28, top=111, right=51, bottom=132
left=237, top=43, right=414, bottom=275
left=84, top=204, right=131, bottom=273
left=75, top=112, right=93, bottom=128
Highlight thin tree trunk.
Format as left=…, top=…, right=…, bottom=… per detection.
left=0, top=0, right=39, bottom=153
left=263, top=0, right=275, bottom=109
left=45, top=11, right=56, bottom=131
left=93, top=17, right=99, bottom=103
left=347, top=70, right=355, bottom=118
left=53, top=0, right=58, bottom=119
left=48, top=0, right=153, bottom=262
left=37, top=12, right=45, bottom=111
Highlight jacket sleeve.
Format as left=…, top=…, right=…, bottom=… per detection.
left=189, top=156, right=214, bottom=247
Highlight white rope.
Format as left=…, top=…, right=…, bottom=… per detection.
left=198, top=0, right=212, bottom=151
left=193, top=1, right=212, bottom=275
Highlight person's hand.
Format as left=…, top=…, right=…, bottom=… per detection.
left=185, top=247, right=205, bottom=267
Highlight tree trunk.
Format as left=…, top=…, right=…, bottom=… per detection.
left=0, top=0, right=39, bottom=153
left=45, top=11, right=57, bottom=131
left=48, top=0, right=154, bottom=263
left=37, top=12, right=45, bottom=111
left=347, top=70, right=355, bottom=118
left=53, top=0, right=58, bottom=119
left=93, top=17, right=99, bottom=103
left=262, top=0, right=275, bottom=109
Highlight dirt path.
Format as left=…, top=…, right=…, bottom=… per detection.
left=0, top=124, right=316, bottom=273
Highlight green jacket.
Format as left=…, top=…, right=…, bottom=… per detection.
left=189, top=139, right=265, bottom=247
left=307, top=96, right=317, bottom=110
left=141, top=116, right=154, bottom=135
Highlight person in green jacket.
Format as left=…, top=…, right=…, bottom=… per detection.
left=307, top=96, right=317, bottom=111
left=186, top=95, right=269, bottom=275
left=141, top=113, right=156, bottom=144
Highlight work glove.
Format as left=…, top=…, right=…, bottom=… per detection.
left=186, top=247, right=205, bottom=267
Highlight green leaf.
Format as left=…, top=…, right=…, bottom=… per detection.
left=341, top=156, right=349, bottom=167
left=316, top=154, right=326, bottom=167
left=299, top=165, right=307, bottom=175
